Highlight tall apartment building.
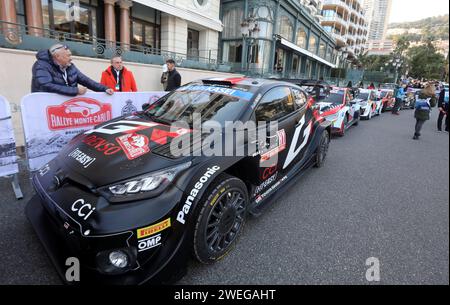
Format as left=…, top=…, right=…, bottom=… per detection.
left=320, top=0, right=368, bottom=62
left=363, top=0, right=392, bottom=41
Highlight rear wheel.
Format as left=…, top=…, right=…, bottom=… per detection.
left=314, top=130, right=330, bottom=168
left=193, top=174, right=248, bottom=264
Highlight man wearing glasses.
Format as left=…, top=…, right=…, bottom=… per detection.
left=31, top=44, right=114, bottom=96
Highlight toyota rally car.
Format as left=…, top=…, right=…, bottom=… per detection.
left=26, top=77, right=332, bottom=285
left=356, top=89, right=382, bottom=120
left=315, top=87, right=360, bottom=137
left=379, top=89, right=395, bottom=112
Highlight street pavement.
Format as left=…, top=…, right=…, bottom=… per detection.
left=0, top=108, right=448, bottom=285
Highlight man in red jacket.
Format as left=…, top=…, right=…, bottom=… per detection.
left=100, top=55, right=138, bottom=92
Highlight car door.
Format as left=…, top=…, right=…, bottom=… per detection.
left=251, top=86, right=306, bottom=185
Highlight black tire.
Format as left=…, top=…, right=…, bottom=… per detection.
left=339, top=115, right=348, bottom=137
left=193, top=174, right=248, bottom=264
left=354, top=112, right=360, bottom=126
left=314, top=130, right=330, bottom=168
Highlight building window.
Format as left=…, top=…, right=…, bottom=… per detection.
left=223, top=41, right=242, bottom=63
left=319, top=42, right=326, bottom=58
left=41, top=0, right=98, bottom=41
left=131, top=4, right=161, bottom=50
left=187, top=28, right=199, bottom=59
left=222, top=7, right=243, bottom=39
left=15, top=0, right=26, bottom=25
left=296, top=28, right=307, bottom=49
left=308, top=34, right=317, bottom=53
left=278, top=16, right=293, bottom=41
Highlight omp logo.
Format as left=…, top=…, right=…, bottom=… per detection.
left=137, top=218, right=171, bottom=239
left=137, top=234, right=162, bottom=252
left=47, top=97, right=112, bottom=131
left=177, top=166, right=221, bottom=224
left=283, top=116, right=312, bottom=169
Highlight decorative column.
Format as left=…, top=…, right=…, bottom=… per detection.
left=0, top=0, right=19, bottom=43
left=104, top=0, right=116, bottom=46
left=25, top=0, right=44, bottom=36
left=119, top=0, right=132, bottom=50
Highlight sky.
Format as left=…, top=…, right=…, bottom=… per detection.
left=388, top=0, right=449, bottom=23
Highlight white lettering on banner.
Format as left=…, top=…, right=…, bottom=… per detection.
left=177, top=166, right=221, bottom=224
left=71, top=199, right=95, bottom=221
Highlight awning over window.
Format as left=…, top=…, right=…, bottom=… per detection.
left=278, top=37, right=336, bottom=68
left=134, top=0, right=223, bottom=32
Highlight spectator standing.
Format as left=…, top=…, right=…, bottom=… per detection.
left=392, top=84, right=405, bottom=115
left=368, top=82, right=375, bottom=89
left=100, top=55, right=137, bottom=92
left=413, top=84, right=437, bottom=140
left=437, top=85, right=449, bottom=132
left=164, top=59, right=181, bottom=92
left=160, top=64, right=169, bottom=91
left=31, top=44, right=113, bottom=96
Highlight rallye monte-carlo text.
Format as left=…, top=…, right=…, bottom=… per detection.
left=26, top=77, right=332, bottom=284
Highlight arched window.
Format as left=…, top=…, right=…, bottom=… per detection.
left=319, top=42, right=326, bottom=58
left=296, top=28, right=307, bottom=49
left=222, top=7, right=244, bottom=39
left=279, top=16, right=293, bottom=41
left=308, top=34, right=317, bottom=53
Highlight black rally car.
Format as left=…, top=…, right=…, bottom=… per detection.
left=26, top=77, right=332, bottom=284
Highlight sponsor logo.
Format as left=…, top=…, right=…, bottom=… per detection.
left=137, top=218, right=171, bottom=239
left=283, top=117, right=312, bottom=169
left=68, top=148, right=96, bottom=168
left=39, top=163, right=50, bottom=176
left=260, top=130, right=286, bottom=162
left=255, top=176, right=287, bottom=204
left=71, top=199, right=95, bottom=221
left=47, top=98, right=112, bottom=131
left=82, top=135, right=122, bottom=155
left=261, top=166, right=277, bottom=181
left=116, top=133, right=150, bottom=160
left=254, top=172, right=278, bottom=195
left=121, top=100, right=138, bottom=116
left=177, top=166, right=221, bottom=224
left=137, top=234, right=162, bottom=252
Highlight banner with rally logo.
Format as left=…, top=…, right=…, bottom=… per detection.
left=21, top=92, right=166, bottom=171
left=0, top=95, right=19, bottom=177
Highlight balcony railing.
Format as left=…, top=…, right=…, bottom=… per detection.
left=0, top=21, right=232, bottom=73
left=322, top=15, right=348, bottom=27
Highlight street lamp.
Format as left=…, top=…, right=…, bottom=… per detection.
left=337, top=47, right=349, bottom=87
left=241, top=15, right=260, bottom=74
left=385, top=55, right=403, bottom=84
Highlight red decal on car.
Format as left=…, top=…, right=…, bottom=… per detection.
left=116, top=133, right=150, bottom=160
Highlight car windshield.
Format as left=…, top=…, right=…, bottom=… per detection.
left=321, top=91, right=344, bottom=105
left=380, top=91, right=390, bottom=98
left=144, top=85, right=252, bottom=127
left=358, top=93, right=369, bottom=100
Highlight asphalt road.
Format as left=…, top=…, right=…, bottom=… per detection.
left=0, top=108, right=448, bottom=285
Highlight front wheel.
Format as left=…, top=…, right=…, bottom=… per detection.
left=193, top=174, right=248, bottom=264
left=314, top=130, right=330, bottom=168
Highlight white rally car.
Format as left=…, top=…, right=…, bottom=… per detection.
left=355, top=89, right=382, bottom=120
left=315, top=87, right=361, bottom=137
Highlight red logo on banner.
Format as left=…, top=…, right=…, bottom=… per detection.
left=46, top=97, right=112, bottom=131
left=116, top=133, right=150, bottom=160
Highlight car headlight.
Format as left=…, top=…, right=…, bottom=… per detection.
left=99, top=162, right=191, bottom=202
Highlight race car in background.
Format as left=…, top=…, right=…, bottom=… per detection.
left=379, top=89, right=395, bottom=112
left=315, top=87, right=360, bottom=136
left=26, top=77, right=332, bottom=285
left=356, top=89, right=381, bottom=120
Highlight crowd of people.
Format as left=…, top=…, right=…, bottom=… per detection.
left=31, top=44, right=182, bottom=97
left=30, top=44, right=448, bottom=141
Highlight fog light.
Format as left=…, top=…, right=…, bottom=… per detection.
left=109, top=251, right=128, bottom=268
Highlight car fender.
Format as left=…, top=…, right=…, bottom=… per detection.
left=173, top=157, right=243, bottom=227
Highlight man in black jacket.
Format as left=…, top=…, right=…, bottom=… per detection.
left=164, top=59, right=181, bottom=92
left=31, top=44, right=114, bottom=96
left=437, top=86, right=449, bottom=132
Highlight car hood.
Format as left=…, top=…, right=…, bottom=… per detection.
left=54, top=116, right=193, bottom=187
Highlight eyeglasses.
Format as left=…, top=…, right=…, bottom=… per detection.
left=50, top=45, right=69, bottom=54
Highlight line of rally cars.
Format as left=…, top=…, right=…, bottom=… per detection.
left=291, top=80, right=415, bottom=137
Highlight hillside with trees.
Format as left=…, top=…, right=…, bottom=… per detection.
left=387, top=14, right=449, bottom=42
